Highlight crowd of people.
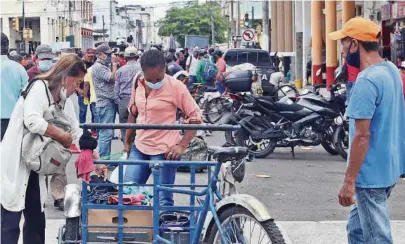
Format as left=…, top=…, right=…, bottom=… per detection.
left=1, top=16, right=405, bottom=244
left=0, top=31, right=208, bottom=243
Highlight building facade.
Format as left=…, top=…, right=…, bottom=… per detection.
left=1, top=0, right=93, bottom=52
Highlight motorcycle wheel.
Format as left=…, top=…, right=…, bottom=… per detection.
left=321, top=139, right=338, bottom=155
left=333, top=125, right=348, bottom=160
left=235, top=124, right=276, bottom=159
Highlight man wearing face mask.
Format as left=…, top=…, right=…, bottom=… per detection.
left=92, top=44, right=119, bottom=159
left=27, top=44, right=55, bottom=81
left=330, top=17, right=405, bottom=244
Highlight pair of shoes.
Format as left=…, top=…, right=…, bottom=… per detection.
left=70, top=144, right=80, bottom=154
left=54, top=199, right=64, bottom=211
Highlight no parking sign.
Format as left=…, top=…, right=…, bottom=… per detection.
left=242, top=29, right=255, bottom=42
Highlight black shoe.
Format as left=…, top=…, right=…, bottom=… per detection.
left=54, top=199, right=64, bottom=211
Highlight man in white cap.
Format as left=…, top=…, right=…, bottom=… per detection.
left=115, top=46, right=141, bottom=143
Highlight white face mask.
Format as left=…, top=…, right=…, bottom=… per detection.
left=60, top=86, right=67, bottom=101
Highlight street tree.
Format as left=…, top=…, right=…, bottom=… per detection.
left=158, top=2, right=227, bottom=46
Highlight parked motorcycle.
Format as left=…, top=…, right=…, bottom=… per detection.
left=235, top=84, right=347, bottom=158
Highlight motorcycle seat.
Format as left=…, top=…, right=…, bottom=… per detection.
left=273, top=102, right=303, bottom=112
left=253, top=95, right=275, bottom=101
left=208, top=146, right=248, bottom=162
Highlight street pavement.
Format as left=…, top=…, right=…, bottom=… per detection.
left=24, top=131, right=405, bottom=243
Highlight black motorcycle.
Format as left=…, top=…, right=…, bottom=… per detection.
left=235, top=84, right=347, bottom=158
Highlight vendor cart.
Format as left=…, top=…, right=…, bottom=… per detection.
left=58, top=124, right=285, bottom=244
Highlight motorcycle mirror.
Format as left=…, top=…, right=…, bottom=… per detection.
left=335, top=64, right=348, bottom=83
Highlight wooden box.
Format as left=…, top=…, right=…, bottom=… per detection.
left=87, top=209, right=153, bottom=241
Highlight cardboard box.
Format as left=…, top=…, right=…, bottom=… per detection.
left=87, top=209, right=153, bottom=241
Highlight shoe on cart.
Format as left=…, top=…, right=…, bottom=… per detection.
left=54, top=199, right=64, bottom=211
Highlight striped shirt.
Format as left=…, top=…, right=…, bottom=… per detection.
left=92, top=61, right=117, bottom=107
left=115, top=60, right=141, bottom=98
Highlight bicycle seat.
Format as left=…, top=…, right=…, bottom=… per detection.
left=208, top=146, right=248, bottom=162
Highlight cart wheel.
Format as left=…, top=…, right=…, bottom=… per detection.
left=64, top=217, right=81, bottom=241
left=206, top=206, right=285, bottom=244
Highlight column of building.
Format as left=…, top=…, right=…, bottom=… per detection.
left=325, top=1, right=337, bottom=88
left=276, top=1, right=285, bottom=52
left=270, top=1, right=277, bottom=52
left=311, top=0, right=323, bottom=85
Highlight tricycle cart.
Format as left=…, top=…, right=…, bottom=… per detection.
left=58, top=124, right=285, bottom=244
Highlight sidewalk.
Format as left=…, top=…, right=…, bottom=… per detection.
left=34, top=219, right=405, bottom=244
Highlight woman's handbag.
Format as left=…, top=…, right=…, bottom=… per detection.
left=20, top=79, right=73, bottom=175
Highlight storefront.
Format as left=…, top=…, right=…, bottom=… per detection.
left=390, top=1, right=405, bottom=63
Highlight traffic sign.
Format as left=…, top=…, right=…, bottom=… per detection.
left=232, top=35, right=242, bottom=42
left=242, top=29, right=255, bottom=42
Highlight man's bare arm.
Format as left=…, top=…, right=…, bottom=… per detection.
left=344, top=119, right=371, bottom=184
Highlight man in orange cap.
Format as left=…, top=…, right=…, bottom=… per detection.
left=329, top=17, right=405, bottom=244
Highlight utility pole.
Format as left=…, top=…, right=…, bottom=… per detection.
left=109, top=0, right=113, bottom=41
left=252, top=6, right=255, bottom=46
left=252, top=6, right=254, bottom=28
left=262, top=0, right=270, bottom=51
left=230, top=0, right=234, bottom=48
left=210, top=5, right=215, bottom=45
left=236, top=0, right=240, bottom=47
left=230, top=0, right=234, bottom=35
left=22, top=0, right=25, bottom=52
left=102, top=15, right=105, bottom=41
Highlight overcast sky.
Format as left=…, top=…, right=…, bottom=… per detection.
left=117, top=0, right=193, bottom=21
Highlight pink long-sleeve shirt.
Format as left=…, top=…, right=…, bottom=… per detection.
left=128, top=74, right=202, bottom=155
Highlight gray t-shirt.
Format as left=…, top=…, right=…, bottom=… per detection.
left=92, top=61, right=117, bottom=107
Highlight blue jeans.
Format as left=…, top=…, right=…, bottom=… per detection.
left=347, top=185, right=395, bottom=244
left=216, top=81, right=225, bottom=94
left=97, top=103, right=118, bottom=158
left=78, top=96, right=97, bottom=124
left=124, top=145, right=177, bottom=206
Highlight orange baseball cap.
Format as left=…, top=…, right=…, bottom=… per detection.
left=329, top=17, right=381, bottom=42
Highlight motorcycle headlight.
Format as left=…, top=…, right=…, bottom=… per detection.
left=334, top=116, right=344, bottom=125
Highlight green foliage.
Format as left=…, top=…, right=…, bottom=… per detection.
left=158, top=2, right=227, bottom=46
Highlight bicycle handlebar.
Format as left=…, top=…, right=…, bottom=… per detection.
left=81, top=123, right=241, bottom=131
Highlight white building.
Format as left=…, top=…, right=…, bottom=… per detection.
left=0, top=0, right=93, bottom=52
left=93, top=0, right=130, bottom=43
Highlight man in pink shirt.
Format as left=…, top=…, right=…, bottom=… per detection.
left=124, top=50, right=202, bottom=206
left=213, top=50, right=227, bottom=94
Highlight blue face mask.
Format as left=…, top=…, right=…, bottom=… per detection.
left=146, top=79, right=165, bottom=90
left=38, top=60, right=53, bottom=72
